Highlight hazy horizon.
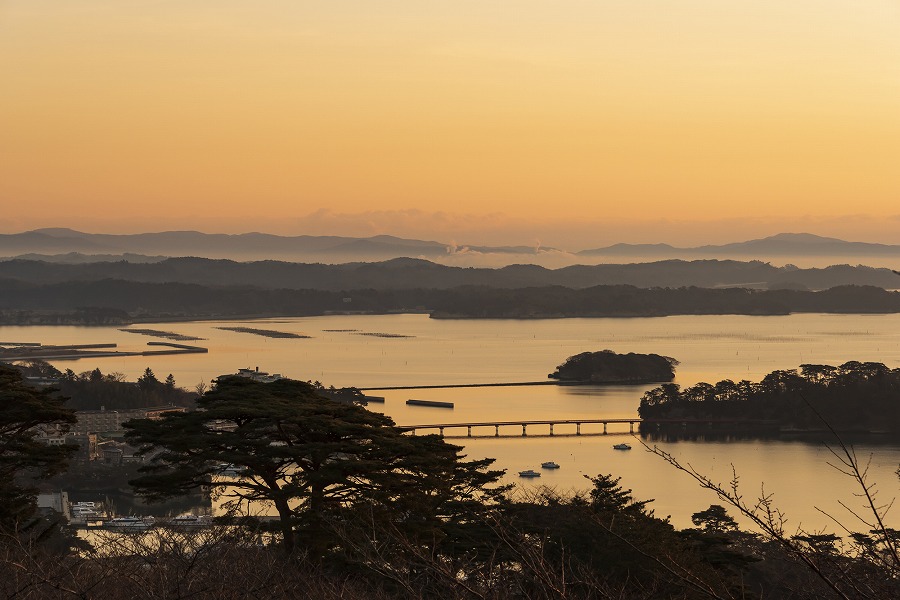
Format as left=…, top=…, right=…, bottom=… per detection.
left=6, top=215, right=900, bottom=253
left=3, top=1, right=900, bottom=248
left=7, top=226, right=900, bottom=270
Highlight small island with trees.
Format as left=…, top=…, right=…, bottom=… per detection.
left=549, top=350, right=678, bottom=384
left=639, top=360, right=900, bottom=435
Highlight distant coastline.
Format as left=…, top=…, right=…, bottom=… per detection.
left=2, top=281, right=900, bottom=325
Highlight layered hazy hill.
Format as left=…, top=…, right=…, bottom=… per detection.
left=580, top=232, right=900, bottom=258
left=0, top=228, right=544, bottom=264
left=4, top=230, right=900, bottom=268
left=0, top=256, right=898, bottom=291
left=0, top=228, right=448, bottom=258
left=4, top=235, right=900, bottom=321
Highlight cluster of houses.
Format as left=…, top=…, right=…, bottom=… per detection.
left=35, top=405, right=190, bottom=523
left=35, top=367, right=285, bottom=464
left=37, top=404, right=187, bottom=464
left=24, top=369, right=289, bottom=525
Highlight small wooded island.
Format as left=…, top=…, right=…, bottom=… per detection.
left=548, top=350, right=678, bottom=383
left=639, top=361, right=900, bottom=435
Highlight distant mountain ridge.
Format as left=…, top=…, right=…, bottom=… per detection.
left=4, top=229, right=900, bottom=274
left=580, top=232, right=900, bottom=257
left=0, top=228, right=548, bottom=262
left=4, top=230, right=900, bottom=263
left=0, top=228, right=447, bottom=258
left=11, top=252, right=168, bottom=264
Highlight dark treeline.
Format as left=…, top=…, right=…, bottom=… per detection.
left=1, top=256, right=899, bottom=290
left=3, top=280, right=900, bottom=323
left=431, top=284, right=900, bottom=318
left=14, top=361, right=196, bottom=410
left=639, top=361, right=900, bottom=433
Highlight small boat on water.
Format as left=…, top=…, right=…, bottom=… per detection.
left=518, top=469, right=541, bottom=478
left=170, top=514, right=212, bottom=528
left=541, top=461, right=560, bottom=469
left=104, top=516, right=152, bottom=531
left=613, top=443, right=632, bottom=450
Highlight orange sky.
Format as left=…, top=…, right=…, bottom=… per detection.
left=2, top=1, right=899, bottom=248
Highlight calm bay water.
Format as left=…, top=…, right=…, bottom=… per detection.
left=5, top=312, right=900, bottom=531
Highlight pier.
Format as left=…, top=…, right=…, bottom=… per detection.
left=361, top=381, right=570, bottom=391
left=399, top=418, right=642, bottom=438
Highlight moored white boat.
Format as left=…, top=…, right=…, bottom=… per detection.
left=170, top=514, right=212, bottom=528
left=518, top=469, right=541, bottom=478
left=612, top=443, right=632, bottom=450
left=541, top=461, right=560, bottom=469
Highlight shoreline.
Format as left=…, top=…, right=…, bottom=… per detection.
left=6, top=307, right=900, bottom=327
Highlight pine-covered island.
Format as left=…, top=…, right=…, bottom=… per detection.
left=639, top=361, right=900, bottom=435
left=548, top=350, right=678, bottom=384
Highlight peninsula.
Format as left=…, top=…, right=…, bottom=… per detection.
left=638, top=361, right=900, bottom=435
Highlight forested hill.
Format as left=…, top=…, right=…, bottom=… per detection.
left=0, top=256, right=899, bottom=291
left=639, top=361, right=900, bottom=433
left=2, top=281, right=900, bottom=323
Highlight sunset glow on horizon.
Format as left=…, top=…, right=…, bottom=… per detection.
left=2, top=1, right=900, bottom=247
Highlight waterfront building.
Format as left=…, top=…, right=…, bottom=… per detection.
left=229, top=367, right=284, bottom=383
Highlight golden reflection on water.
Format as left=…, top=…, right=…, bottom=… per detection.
left=7, top=313, right=900, bottom=531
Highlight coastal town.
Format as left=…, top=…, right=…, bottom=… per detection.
left=29, top=366, right=284, bottom=527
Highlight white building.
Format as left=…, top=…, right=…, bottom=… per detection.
left=231, top=367, right=284, bottom=383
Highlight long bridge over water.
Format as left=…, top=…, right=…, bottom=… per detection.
left=399, top=417, right=779, bottom=438
left=400, top=418, right=641, bottom=437
left=362, top=382, right=777, bottom=438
